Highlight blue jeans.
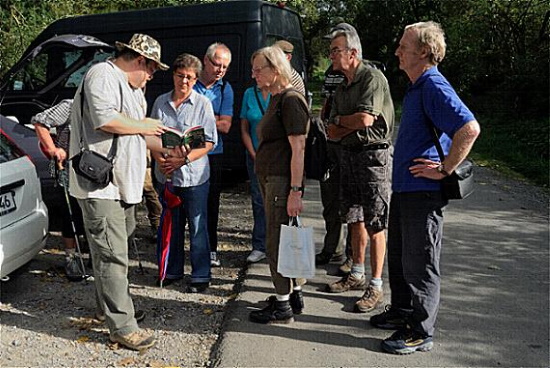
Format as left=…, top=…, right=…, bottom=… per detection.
left=158, top=180, right=211, bottom=284
left=246, top=152, right=266, bottom=252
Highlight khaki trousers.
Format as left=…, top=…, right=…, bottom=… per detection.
left=258, top=175, right=306, bottom=295
left=77, top=198, right=138, bottom=336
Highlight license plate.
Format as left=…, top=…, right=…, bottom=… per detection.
left=0, top=191, right=16, bottom=216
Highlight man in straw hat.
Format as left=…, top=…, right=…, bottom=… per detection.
left=69, top=33, right=178, bottom=351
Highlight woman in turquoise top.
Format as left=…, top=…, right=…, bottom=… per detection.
left=240, top=84, right=270, bottom=263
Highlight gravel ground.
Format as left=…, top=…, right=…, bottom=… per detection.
left=1, top=167, right=547, bottom=367
left=0, top=182, right=252, bottom=368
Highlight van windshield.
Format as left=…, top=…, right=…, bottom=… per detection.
left=6, top=45, right=112, bottom=92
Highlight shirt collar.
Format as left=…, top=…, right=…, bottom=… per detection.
left=341, top=61, right=368, bottom=88
left=195, top=78, right=224, bottom=91
left=410, top=65, right=439, bottom=90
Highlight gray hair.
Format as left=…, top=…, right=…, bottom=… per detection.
left=172, top=53, right=202, bottom=76
left=251, top=46, right=292, bottom=86
left=405, top=21, right=446, bottom=64
left=331, top=31, right=363, bottom=60
left=205, top=42, right=232, bottom=63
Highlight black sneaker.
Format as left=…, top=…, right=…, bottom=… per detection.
left=250, top=298, right=294, bottom=324
left=289, top=290, right=304, bottom=315
left=187, top=282, right=209, bottom=293
left=381, top=329, right=433, bottom=355
left=370, top=305, right=408, bottom=330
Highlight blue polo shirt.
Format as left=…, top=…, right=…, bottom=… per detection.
left=392, top=66, right=476, bottom=193
left=194, top=78, right=234, bottom=155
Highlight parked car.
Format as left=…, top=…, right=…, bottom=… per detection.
left=0, top=125, right=49, bottom=279
left=0, top=35, right=113, bottom=227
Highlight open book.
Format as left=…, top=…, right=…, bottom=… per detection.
left=161, top=126, right=206, bottom=150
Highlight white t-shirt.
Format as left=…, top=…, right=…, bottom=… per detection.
left=69, top=60, right=147, bottom=204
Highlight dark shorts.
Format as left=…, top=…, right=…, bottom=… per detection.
left=340, top=144, right=392, bottom=231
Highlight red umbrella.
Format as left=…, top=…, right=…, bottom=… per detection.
left=157, top=179, right=182, bottom=287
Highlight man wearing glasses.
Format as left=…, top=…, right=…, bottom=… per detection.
left=325, top=27, right=395, bottom=316
left=194, top=42, right=234, bottom=268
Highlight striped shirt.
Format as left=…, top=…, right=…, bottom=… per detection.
left=291, top=68, right=306, bottom=96
left=31, top=99, right=73, bottom=151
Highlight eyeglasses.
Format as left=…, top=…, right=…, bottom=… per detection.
left=174, top=73, right=197, bottom=81
left=251, top=65, right=270, bottom=75
left=144, top=60, right=158, bottom=75
left=207, top=56, right=229, bottom=70
left=329, top=47, right=350, bottom=56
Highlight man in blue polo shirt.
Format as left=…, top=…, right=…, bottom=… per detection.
left=194, top=42, right=234, bottom=267
left=370, top=21, right=481, bottom=355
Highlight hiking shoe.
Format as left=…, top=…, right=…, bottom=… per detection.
left=381, top=329, right=433, bottom=355
left=250, top=298, right=294, bottom=324
left=186, top=282, right=209, bottom=293
left=65, top=256, right=85, bottom=281
left=289, top=289, right=304, bottom=315
left=355, top=285, right=384, bottom=313
left=247, top=250, right=266, bottom=263
left=338, top=257, right=353, bottom=275
left=95, top=310, right=146, bottom=323
left=210, top=252, right=221, bottom=267
left=265, top=290, right=304, bottom=315
left=109, top=329, right=155, bottom=351
left=326, top=273, right=366, bottom=293
left=370, top=305, right=409, bottom=330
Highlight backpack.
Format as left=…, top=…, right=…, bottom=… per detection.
left=278, top=89, right=328, bottom=181
left=304, top=115, right=327, bottom=181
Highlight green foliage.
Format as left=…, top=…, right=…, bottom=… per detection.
left=471, top=115, right=549, bottom=187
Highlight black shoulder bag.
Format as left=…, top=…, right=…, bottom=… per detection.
left=425, top=118, right=474, bottom=200
left=71, top=80, right=120, bottom=188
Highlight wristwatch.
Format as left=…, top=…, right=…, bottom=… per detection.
left=290, top=186, right=304, bottom=193
left=334, top=115, right=341, bottom=126
left=436, top=164, right=450, bottom=177
left=184, top=156, right=191, bottom=165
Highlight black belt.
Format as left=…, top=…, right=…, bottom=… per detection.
left=343, top=142, right=390, bottom=152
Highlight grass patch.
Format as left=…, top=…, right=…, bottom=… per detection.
left=470, top=115, right=549, bottom=188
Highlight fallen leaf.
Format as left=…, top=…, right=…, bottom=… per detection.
left=76, top=335, right=90, bottom=343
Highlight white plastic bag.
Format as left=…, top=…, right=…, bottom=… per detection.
left=277, top=216, right=315, bottom=278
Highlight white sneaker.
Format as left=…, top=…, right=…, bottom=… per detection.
left=210, top=252, right=221, bottom=267
left=247, top=250, right=266, bottom=263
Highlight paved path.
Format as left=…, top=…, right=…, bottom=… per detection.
left=213, top=167, right=549, bottom=367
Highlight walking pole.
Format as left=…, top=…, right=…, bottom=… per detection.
left=57, top=160, right=91, bottom=281
left=132, top=237, right=145, bottom=274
